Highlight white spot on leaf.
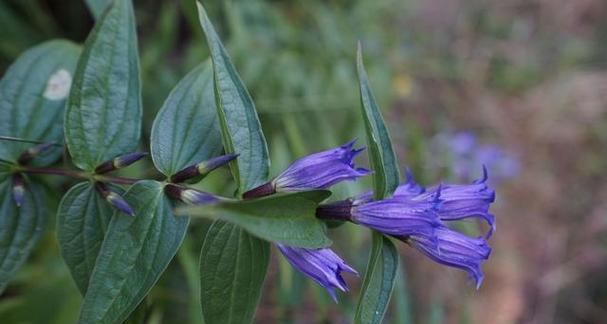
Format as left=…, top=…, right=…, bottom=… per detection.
left=43, top=69, right=72, bottom=100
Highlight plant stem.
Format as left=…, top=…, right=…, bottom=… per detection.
left=19, top=166, right=141, bottom=185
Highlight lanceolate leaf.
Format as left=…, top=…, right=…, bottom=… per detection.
left=180, top=191, right=332, bottom=248
left=150, top=62, right=222, bottom=176
left=356, top=43, right=400, bottom=200
left=196, top=2, right=270, bottom=194
left=78, top=181, right=189, bottom=324
left=66, top=0, right=142, bottom=171
left=84, top=0, right=111, bottom=19
left=355, top=43, right=401, bottom=324
left=354, top=232, right=399, bottom=324
left=0, top=178, right=47, bottom=293
left=0, top=40, right=81, bottom=166
left=200, top=221, right=269, bottom=324
left=56, top=182, right=119, bottom=295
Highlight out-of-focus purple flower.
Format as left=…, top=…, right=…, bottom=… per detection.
left=12, top=174, right=25, bottom=207
left=95, top=152, right=148, bottom=174
left=164, top=184, right=221, bottom=205
left=170, top=153, right=239, bottom=183
left=17, top=142, right=55, bottom=164
left=244, top=140, right=370, bottom=199
left=406, top=226, right=491, bottom=289
left=350, top=192, right=442, bottom=237
left=277, top=244, right=357, bottom=302
left=451, top=131, right=476, bottom=155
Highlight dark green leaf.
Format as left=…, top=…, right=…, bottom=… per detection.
left=200, top=221, right=269, bottom=324
left=78, top=181, right=189, bottom=324
left=196, top=2, right=270, bottom=194
left=354, top=232, right=399, bottom=324
left=356, top=43, right=400, bottom=200
left=65, top=0, right=142, bottom=171
left=56, top=182, right=118, bottom=295
left=150, top=62, right=222, bottom=176
left=0, top=40, right=80, bottom=166
left=0, top=178, right=48, bottom=293
left=84, top=0, right=111, bottom=19
left=179, top=191, right=332, bottom=248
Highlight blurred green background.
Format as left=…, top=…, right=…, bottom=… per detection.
left=1, top=0, right=607, bottom=323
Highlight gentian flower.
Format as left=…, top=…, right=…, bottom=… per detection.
left=95, top=182, right=135, bottom=216
left=404, top=226, right=491, bottom=288
left=350, top=191, right=442, bottom=237
left=164, top=184, right=221, bottom=205
left=243, top=139, right=370, bottom=198
left=277, top=244, right=357, bottom=302
left=95, top=152, right=148, bottom=174
left=353, top=168, right=424, bottom=204
left=11, top=174, right=25, bottom=207
left=170, top=153, right=238, bottom=183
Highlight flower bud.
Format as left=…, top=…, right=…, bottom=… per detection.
left=170, top=154, right=238, bottom=183
left=95, top=182, right=135, bottom=216
left=164, top=184, right=220, bottom=205
left=12, top=174, right=25, bottom=207
left=95, top=152, right=147, bottom=174
left=17, top=143, right=55, bottom=165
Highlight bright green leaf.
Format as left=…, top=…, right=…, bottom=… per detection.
left=150, top=62, right=222, bottom=176
left=354, top=232, right=399, bottom=324
left=0, top=178, right=48, bottom=293
left=180, top=190, right=332, bottom=248
left=356, top=43, right=400, bottom=200
left=200, top=221, right=269, bottom=324
left=0, top=40, right=80, bottom=166
left=196, top=2, right=270, bottom=194
left=56, top=182, right=119, bottom=295
left=78, top=181, right=189, bottom=324
left=65, top=0, right=142, bottom=171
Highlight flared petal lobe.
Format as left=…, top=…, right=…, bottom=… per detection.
left=408, top=226, right=491, bottom=288
left=272, top=140, right=370, bottom=192
left=277, top=244, right=357, bottom=302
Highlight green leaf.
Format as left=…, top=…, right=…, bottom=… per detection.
left=180, top=190, right=332, bottom=248
left=0, top=40, right=81, bottom=166
left=65, top=0, right=142, bottom=171
left=84, top=0, right=111, bottom=19
left=0, top=178, right=48, bottom=293
left=354, top=232, right=399, bottom=324
left=78, top=181, right=189, bottom=324
left=199, top=221, right=269, bottom=324
left=356, top=43, right=400, bottom=200
left=196, top=2, right=270, bottom=194
left=56, top=182, right=119, bottom=295
left=150, top=62, right=222, bottom=176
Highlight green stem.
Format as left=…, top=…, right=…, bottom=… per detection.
left=19, top=166, right=141, bottom=185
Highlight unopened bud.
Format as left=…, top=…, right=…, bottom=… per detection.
left=95, top=182, right=135, bottom=216
left=18, top=143, right=55, bottom=165
left=12, top=174, right=25, bottom=207
left=170, top=154, right=238, bottom=183
left=164, top=184, right=220, bottom=205
left=95, top=152, right=147, bottom=174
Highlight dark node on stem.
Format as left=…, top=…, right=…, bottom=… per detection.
left=315, top=199, right=354, bottom=221
left=17, top=143, right=54, bottom=165
left=11, top=174, right=25, bottom=207
left=242, top=182, right=276, bottom=199
left=95, top=182, right=135, bottom=216
left=95, top=152, right=147, bottom=174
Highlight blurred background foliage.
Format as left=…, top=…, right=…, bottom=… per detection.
left=1, top=0, right=607, bottom=323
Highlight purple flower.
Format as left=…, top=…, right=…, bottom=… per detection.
left=171, top=153, right=238, bottom=183
left=244, top=140, right=369, bottom=199
left=354, top=168, right=425, bottom=204
left=12, top=174, right=25, bottom=207
left=451, top=131, right=476, bottom=155
left=277, top=244, right=357, bottom=301
left=105, top=192, right=135, bottom=216
left=406, top=226, right=491, bottom=288
left=412, top=168, right=496, bottom=237
left=350, top=192, right=441, bottom=237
